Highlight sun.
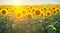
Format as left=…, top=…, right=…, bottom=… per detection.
left=15, top=1, right=19, bottom=5
left=12, top=0, right=22, bottom=5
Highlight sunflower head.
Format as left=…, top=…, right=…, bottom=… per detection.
left=32, top=9, right=35, bottom=12
left=26, top=12, right=33, bottom=19
left=34, top=10, right=41, bottom=16
left=52, top=10, right=57, bottom=15
left=46, top=11, right=51, bottom=17
left=27, top=14, right=32, bottom=19
left=44, top=8, right=46, bottom=10
left=39, top=11, right=45, bottom=18
left=1, top=9, right=8, bottom=16
left=15, top=11, right=23, bottom=19
left=52, top=6, right=56, bottom=10
left=50, top=6, right=56, bottom=12
left=43, top=7, right=47, bottom=11
left=56, top=8, right=60, bottom=12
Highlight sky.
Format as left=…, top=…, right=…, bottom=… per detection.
left=0, top=0, right=60, bottom=5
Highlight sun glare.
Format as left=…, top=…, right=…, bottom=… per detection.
left=12, top=0, right=22, bottom=5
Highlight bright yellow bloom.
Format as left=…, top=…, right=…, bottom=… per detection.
left=34, top=9, right=41, bottom=16
left=52, top=10, right=57, bottom=15
left=46, top=11, right=51, bottom=17
left=15, top=11, right=23, bottom=19
left=43, top=6, right=48, bottom=11
left=39, top=11, right=45, bottom=18
left=51, top=6, right=56, bottom=11
left=1, top=9, right=8, bottom=16
left=56, top=8, right=60, bottom=12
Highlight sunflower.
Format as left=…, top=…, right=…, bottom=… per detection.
left=43, top=6, right=48, bottom=11
left=22, top=10, right=26, bottom=16
left=10, top=8, right=16, bottom=13
left=46, top=11, right=51, bottom=17
left=32, top=9, right=35, bottom=12
left=52, top=10, right=57, bottom=15
left=26, top=12, right=33, bottom=19
left=39, top=11, right=45, bottom=18
left=15, top=11, right=23, bottom=19
left=51, top=6, right=56, bottom=11
left=1, top=9, right=8, bottom=16
left=59, top=8, right=60, bottom=12
left=43, top=8, right=46, bottom=10
left=30, top=7, right=32, bottom=9
left=34, top=9, right=41, bottom=16
left=56, top=8, right=60, bottom=12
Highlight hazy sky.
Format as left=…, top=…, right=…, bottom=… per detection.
left=0, top=0, right=60, bottom=5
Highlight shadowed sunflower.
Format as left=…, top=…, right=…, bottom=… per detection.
left=1, top=9, right=8, bottom=16
left=26, top=12, right=33, bottom=19
left=46, top=11, right=51, bottom=17
left=56, top=8, right=60, bottom=12
left=52, top=10, right=57, bottom=15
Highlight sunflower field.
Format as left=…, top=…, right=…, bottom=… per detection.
left=0, top=5, right=60, bottom=33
